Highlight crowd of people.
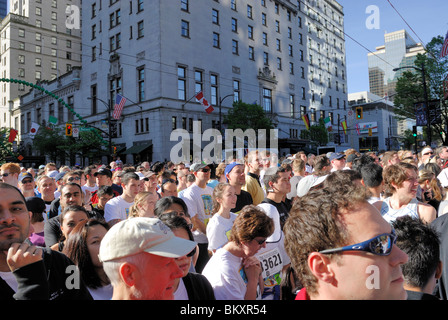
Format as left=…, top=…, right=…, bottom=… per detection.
left=2, top=145, right=448, bottom=300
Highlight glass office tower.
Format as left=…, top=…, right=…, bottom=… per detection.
left=368, top=29, right=425, bottom=101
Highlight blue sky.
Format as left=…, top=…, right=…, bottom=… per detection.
left=338, top=0, right=448, bottom=94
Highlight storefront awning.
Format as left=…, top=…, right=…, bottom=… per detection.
left=122, top=143, right=153, bottom=155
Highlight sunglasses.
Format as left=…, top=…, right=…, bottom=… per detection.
left=186, top=246, right=197, bottom=258
left=318, top=230, right=397, bottom=256
left=199, top=168, right=210, bottom=173
left=254, top=238, right=267, bottom=245
left=21, top=179, right=33, bottom=184
left=1, top=173, right=10, bottom=177
left=423, top=152, right=434, bottom=156
left=68, top=177, right=81, bottom=182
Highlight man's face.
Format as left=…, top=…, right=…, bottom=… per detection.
left=60, top=185, right=83, bottom=209
left=272, top=172, right=291, bottom=195
left=0, top=188, right=31, bottom=251
left=331, top=157, right=346, bottom=171
left=38, top=177, right=56, bottom=197
left=123, top=179, right=140, bottom=199
left=194, top=166, right=211, bottom=183
left=132, top=253, right=184, bottom=300
left=144, top=176, right=158, bottom=190
left=248, top=155, right=261, bottom=173
left=162, top=182, right=178, bottom=198
left=98, top=193, right=114, bottom=209
left=439, top=148, right=448, bottom=160
left=95, top=174, right=111, bottom=187
left=227, top=165, right=245, bottom=186
left=326, top=202, right=408, bottom=300
left=0, top=170, right=18, bottom=185
left=87, top=168, right=98, bottom=183
left=422, top=149, right=434, bottom=161
left=19, top=177, right=35, bottom=192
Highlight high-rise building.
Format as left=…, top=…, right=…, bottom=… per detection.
left=0, top=0, right=82, bottom=128
left=368, top=29, right=426, bottom=101
left=0, top=0, right=8, bottom=19
left=18, top=0, right=348, bottom=164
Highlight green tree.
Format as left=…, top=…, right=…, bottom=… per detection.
left=32, top=125, right=66, bottom=163
left=399, top=129, right=417, bottom=150
left=300, top=118, right=329, bottom=146
left=33, top=125, right=107, bottom=165
left=394, top=35, right=448, bottom=145
left=223, top=101, right=274, bottom=131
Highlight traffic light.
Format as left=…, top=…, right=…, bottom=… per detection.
left=65, top=123, right=73, bottom=136
left=355, top=107, right=363, bottom=120
left=412, top=125, right=417, bottom=137
left=113, top=146, right=117, bottom=154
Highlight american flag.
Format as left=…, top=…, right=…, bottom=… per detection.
left=441, top=30, right=448, bottom=58
left=112, top=94, right=126, bottom=120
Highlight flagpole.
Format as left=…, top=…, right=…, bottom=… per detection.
left=182, top=93, right=199, bottom=110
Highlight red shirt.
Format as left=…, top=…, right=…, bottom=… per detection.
left=295, top=288, right=310, bottom=300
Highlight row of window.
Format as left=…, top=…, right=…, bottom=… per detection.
left=176, top=65, right=346, bottom=116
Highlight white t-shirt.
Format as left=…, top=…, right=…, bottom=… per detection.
left=180, top=183, right=214, bottom=244
left=206, top=212, right=238, bottom=251
left=174, top=279, right=189, bottom=300
left=104, top=195, right=134, bottom=222
left=0, top=271, right=18, bottom=292
left=88, top=284, right=113, bottom=300
left=202, top=248, right=259, bottom=300
left=82, top=184, right=98, bottom=194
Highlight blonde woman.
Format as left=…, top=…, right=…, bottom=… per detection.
left=418, top=169, right=443, bottom=211
left=206, top=183, right=238, bottom=253
left=128, top=191, right=158, bottom=218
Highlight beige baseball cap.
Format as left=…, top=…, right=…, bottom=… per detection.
left=99, top=217, right=197, bottom=262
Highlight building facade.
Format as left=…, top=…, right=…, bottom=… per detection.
left=368, top=29, right=426, bottom=100
left=77, top=0, right=349, bottom=163
left=0, top=0, right=81, bottom=128
left=347, top=91, right=399, bottom=152
left=13, top=0, right=348, bottom=165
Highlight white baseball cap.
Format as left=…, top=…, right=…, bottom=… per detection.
left=99, top=217, right=197, bottom=262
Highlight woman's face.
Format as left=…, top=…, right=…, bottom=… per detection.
left=165, top=203, right=191, bottom=224
left=172, top=228, right=193, bottom=277
left=394, top=169, right=419, bottom=200
left=138, top=193, right=158, bottom=218
left=61, top=210, right=88, bottom=238
left=242, top=237, right=267, bottom=258
left=87, top=224, right=108, bottom=268
left=218, top=186, right=237, bottom=210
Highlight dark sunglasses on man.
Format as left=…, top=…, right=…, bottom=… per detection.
left=318, top=229, right=397, bottom=256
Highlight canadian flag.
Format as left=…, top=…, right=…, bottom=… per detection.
left=195, top=91, right=214, bottom=114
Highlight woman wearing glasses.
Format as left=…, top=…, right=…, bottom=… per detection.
left=202, top=205, right=274, bottom=300
left=159, top=214, right=215, bottom=300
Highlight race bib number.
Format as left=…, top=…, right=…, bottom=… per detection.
left=258, top=247, right=283, bottom=286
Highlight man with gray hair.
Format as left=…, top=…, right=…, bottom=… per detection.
left=99, top=217, right=196, bottom=300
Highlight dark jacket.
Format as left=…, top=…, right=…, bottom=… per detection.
left=0, top=247, right=93, bottom=300
left=183, top=272, right=215, bottom=300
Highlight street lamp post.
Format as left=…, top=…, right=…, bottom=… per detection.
left=218, top=94, right=235, bottom=134
left=87, top=97, right=113, bottom=162
left=393, top=62, right=431, bottom=146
